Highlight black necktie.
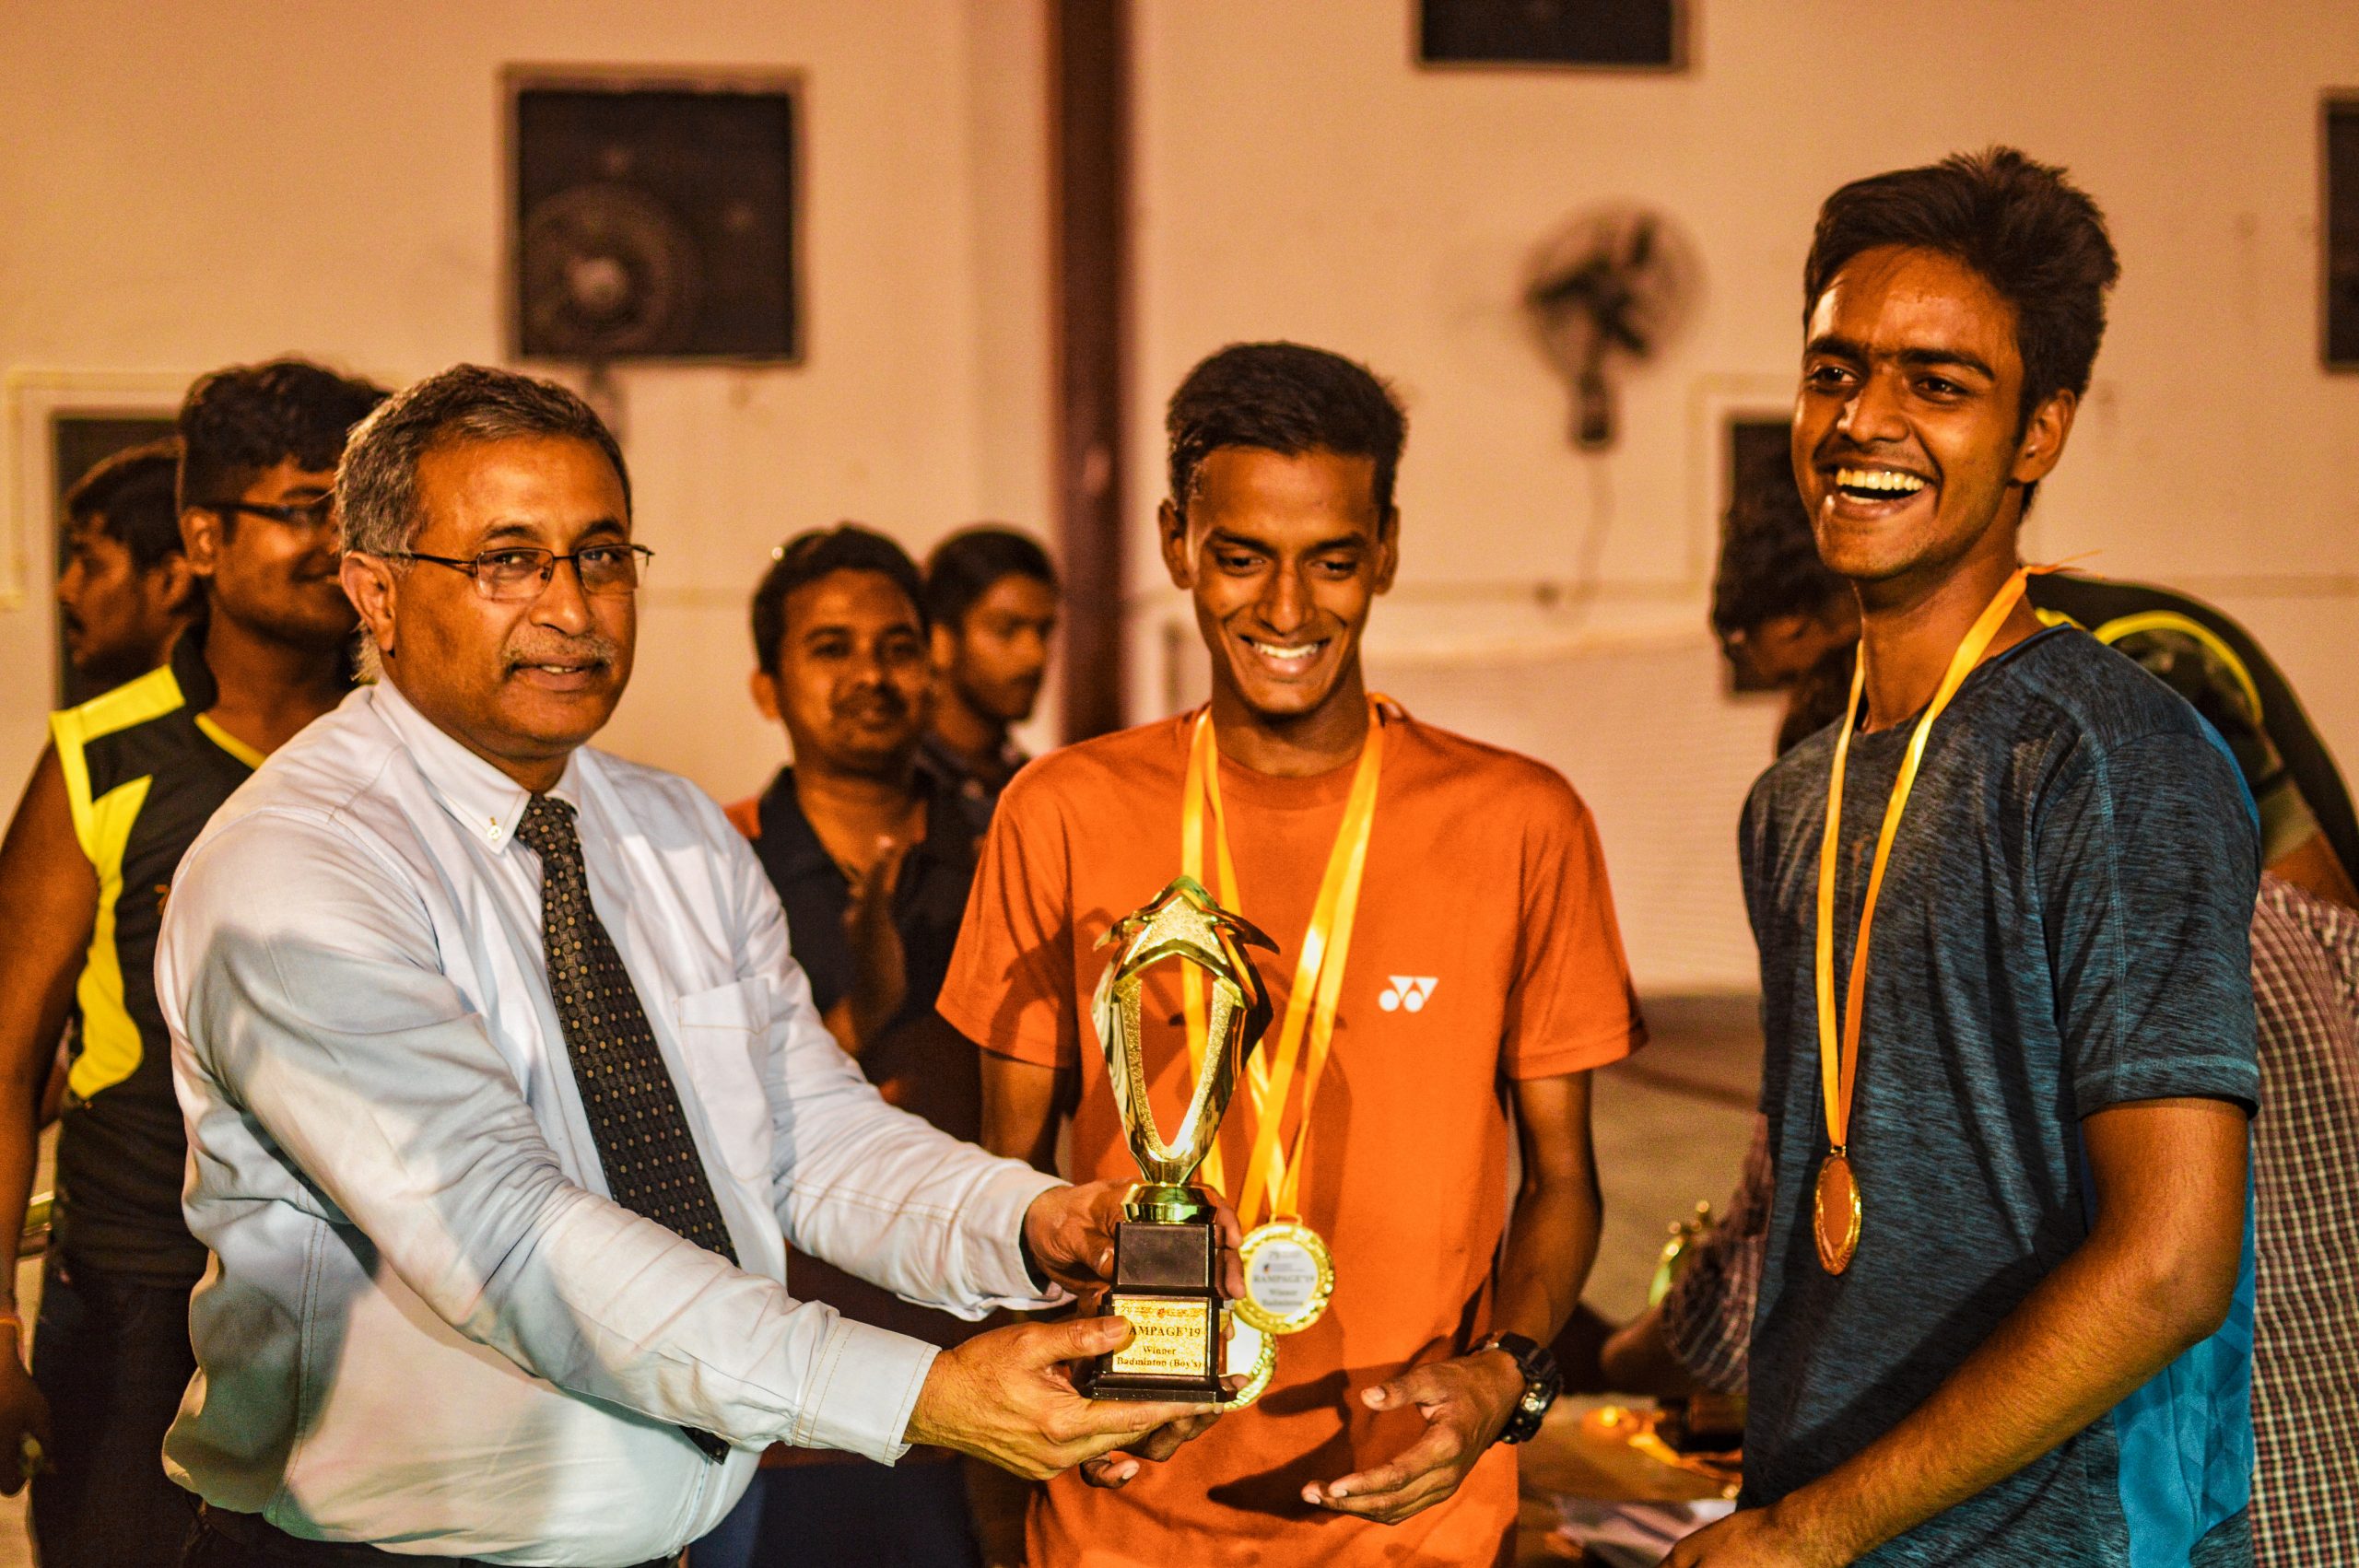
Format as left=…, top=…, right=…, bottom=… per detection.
left=518, top=794, right=738, bottom=1265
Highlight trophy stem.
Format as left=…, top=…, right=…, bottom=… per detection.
left=1129, top=1182, right=1216, bottom=1226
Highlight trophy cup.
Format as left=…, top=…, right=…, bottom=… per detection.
left=1082, top=876, right=1273, bottom=1402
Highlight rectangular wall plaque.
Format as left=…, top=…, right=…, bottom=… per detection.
left=1418, top=0, right=1684, bottom=70
left=2326, top=96, right=2359, bottom=369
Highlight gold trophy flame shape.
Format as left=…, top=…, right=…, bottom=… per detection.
left=1082, top=875, right=1273, bottom=1401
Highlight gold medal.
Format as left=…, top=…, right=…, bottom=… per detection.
left=1224, top=1314, right=1277, bottom=1407
left=1236, top=1219, right=1335, bottom=1335
left=1812, top=1151, right=1860, bottom=1275
left=1812, top=568, right=2032, bottom=1275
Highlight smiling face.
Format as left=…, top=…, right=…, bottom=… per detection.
left=342, top=435, right=635, bottom=790
left=1160, top=446, right=1397, bottom=731
left=753, top=568, right=933, bottom=779
left=1793, top=244, right=2075, bottom=600
left=182, top=459, right=356, bottom=652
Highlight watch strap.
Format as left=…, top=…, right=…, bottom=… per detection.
left=1478, top=1331, right=1561, bottom=1445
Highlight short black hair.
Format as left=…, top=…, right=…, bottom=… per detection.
left=924, top=525, right=1058, bottom=630
left=178, top=358, right=388, bottom=514
left=1166, top=342, right=1408, bottom=520
left=337, top=364, right=628, bottom=558
left=1709, top=435, right=1846, bottom=638
left=64, top=439, right=183, bottom=572
left=1803, top=146, right=2119, bottom=432
left=752, top=524, right=928, bottom=677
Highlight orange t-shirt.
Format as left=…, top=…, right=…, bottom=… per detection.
left=937, top=708, right=1645, bottom=1568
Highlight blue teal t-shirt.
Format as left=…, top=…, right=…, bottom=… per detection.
left=1739, top=627, right=2259, bottom=1566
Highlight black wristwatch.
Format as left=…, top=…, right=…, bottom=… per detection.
left=1477, top=1332, right=1562, bottom=1445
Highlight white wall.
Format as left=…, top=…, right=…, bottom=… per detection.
left=1127, top=0, right=2359, bottom=990
left=0, top=0, right=1051, bottom=803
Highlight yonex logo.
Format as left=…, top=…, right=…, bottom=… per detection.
left=1379, top=977, right=1438, bottom=1012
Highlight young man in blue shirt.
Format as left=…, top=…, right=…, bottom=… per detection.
left=1672, top=149, right=2257, bottom=1566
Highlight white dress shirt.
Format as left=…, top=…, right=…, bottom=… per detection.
left=156, top=680, right=1062, bottom=1566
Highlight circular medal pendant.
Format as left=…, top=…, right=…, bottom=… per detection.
left=1813, top=1152, right=1861, bottom=1275
left=1224, top=1315, right=1276, bottom=1406
left=1236, top=1221, right=1335, bottom=1336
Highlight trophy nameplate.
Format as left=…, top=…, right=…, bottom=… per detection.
left=1082, top=877, right=1273, bottom=1402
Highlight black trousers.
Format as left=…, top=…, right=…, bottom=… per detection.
left=29, top=1250, right=200, bottom=1568
left=183, top=1504, right=681, bottom=1568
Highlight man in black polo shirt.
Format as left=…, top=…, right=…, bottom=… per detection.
left=710, top=524, right=987, bottom=1568
left=0, top=359, right=385, bottom=1567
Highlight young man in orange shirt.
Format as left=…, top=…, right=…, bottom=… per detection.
left=939, top=341, right=1647, bottom=1566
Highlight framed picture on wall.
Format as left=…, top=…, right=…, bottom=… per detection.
left=3, top=370, right=189, bottom=705
left=506, top=66, right=804, bottom=366
left=2325, top=93, right=2359, bottom=369
left=1416, top=0, right=1686, bottom=71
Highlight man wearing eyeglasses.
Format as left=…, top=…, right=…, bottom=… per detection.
left=156, top=365, right=1222, bottom=1568
left=0, top=358, right=387, bottom=1568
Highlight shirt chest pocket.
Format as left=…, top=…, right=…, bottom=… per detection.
left=674, top=979, right=777, bottom=1184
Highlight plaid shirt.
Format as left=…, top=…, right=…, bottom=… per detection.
left=2247, top=877, right=2359, bottom=1564
left=1664, top=876, right=2359, bottom=1564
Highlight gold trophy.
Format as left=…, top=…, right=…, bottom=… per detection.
left=1082, top=876, right=1273, bottom=1402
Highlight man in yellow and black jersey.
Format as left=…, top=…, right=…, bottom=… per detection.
left=0, top=359, right=384, bottom=1568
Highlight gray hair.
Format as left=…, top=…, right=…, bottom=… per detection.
left=335, top=364, right=630, bottom=558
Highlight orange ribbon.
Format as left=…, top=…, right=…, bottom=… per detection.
left=1180, top=701, right=1385, bottom=1228
left=1814, top=568, right=2031, bottom=1163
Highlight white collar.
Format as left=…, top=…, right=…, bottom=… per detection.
left=367, top=677, right=586, bottom=851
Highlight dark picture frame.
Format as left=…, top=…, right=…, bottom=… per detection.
left=506, top=66, right=805, bottom=366
left=1416, top=0, right=1686, bottom=72
left=2324, top=93, right=2359, bottom=369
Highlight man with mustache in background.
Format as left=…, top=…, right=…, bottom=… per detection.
left=54, top=439, right=201, bottom=700
left=0, top=359, right=385, bottom=1567
left=921, top=526, right=1061, bottom=836
left=710, top=524, right=1001, bottom=1567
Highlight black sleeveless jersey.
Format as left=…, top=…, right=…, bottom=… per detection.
left=49, top=633, right=257, bottom=1283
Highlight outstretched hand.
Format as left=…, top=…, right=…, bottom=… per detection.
left=1020, top=1180, right=1245, bottom=1298
left=1300, top=1350, right=1524, bottom=1525
left=904, top=1315, right=1220, bottom=1481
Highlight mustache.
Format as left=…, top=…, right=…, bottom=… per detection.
left=501, top=630, right=621, bottom=673
left=835, top=686, right=913, bottom=722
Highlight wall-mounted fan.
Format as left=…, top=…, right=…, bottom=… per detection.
left=510, top=76, right=801, bottom=365
left=519, top=182, right=703, bottom=358
left=1526, top=205, right=1701, bottom=450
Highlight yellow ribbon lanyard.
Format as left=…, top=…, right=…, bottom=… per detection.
left=1814, top=568, right=2031, bottom=1165
left=1180, top=701, right=1384, bottom=1229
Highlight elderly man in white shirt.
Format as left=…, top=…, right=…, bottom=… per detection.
left=157, top=365, right=1221, bottom=1568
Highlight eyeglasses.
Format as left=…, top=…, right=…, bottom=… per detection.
left=198, top=496, right=337, bottom=531
left=386, top=544, right=654, bottom=603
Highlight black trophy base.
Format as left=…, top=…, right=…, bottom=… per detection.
left=1083, top=1217, right=1226, bottom=1402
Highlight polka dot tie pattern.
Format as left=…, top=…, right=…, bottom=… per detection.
left=517, top=794, right=739, bottom=1265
